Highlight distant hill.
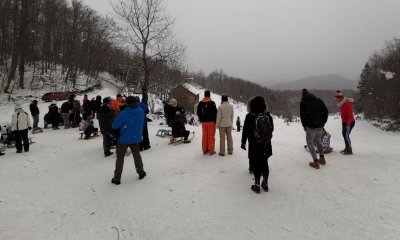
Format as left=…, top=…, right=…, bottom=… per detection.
left=273, top=74, right=357, bottom=91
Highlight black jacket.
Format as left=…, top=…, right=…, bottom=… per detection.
left=61, top=101, right=73, bottom=113
left=171, top=117, right=186, bottom=138
left=241, top=112, right=274, bottom=159
left=97, top=105, right=114, bottom=134
left=197, top=99, right=217, bottom=123
left=29, top=103, right=39, bottom=116
left=300, top=94, right=329, bottom=129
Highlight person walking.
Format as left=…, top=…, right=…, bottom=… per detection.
left=111, top=96, right=146, bottom=185
left=197, top=90, right=217, bottom=155
left=29, top=100, right=40, bottom=132
left=335, top=90, right=355, bottom=155
left=300, top=89, right=329, bottom=169
left=236, top=116, right=241, bottom=132
left=216, top=95, right=234, bottom=156
left=241, top=96, right=274, bottom=194
left=11, top=103, right=32, bottom=153
left=97, top=97, right=115, bottom=157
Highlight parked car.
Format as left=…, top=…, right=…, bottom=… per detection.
left=42, top=92, right=75, bottom=102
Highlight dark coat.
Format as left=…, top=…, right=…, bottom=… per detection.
left=29, top=103, right=39, bottom=116
left=241, top=112, right=274, bottom=159
left=97, top=105, right=114, bottom=134
left=300, top=94, right=329, bottom=129
left=171, top=116, right=186, bottom=138
left=61, top=100, right=73, bottom=113
left=197, top=98, right=217, bottom=123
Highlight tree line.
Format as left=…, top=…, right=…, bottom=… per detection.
left=357, top=38, right=400, bottom=130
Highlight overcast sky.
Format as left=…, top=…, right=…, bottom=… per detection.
left=84, top=0, right=400, bottom=85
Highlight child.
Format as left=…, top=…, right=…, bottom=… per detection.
left=304, top=128, right=333, bottom=154
left=83, top=116, right=98, bottom=139
left=171, top=111, right=191, bottom=143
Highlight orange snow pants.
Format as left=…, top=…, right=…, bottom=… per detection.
left=201, top=122, right=216, bottom=153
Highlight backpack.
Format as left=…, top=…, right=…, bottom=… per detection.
left=253, top=113, right=273, bottom=144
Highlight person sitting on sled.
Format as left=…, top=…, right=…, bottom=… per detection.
left=171, top=111, right=191, bottom=143
left=83, top=116, right=98, bottom=139
left=305, top=128, right=333, bottom=154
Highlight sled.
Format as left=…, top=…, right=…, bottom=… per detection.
left=168, top=131, right=195, bottom=145
left=79, top=131, right=99, bottom=139
left=156, top=129, right=172, bottom=137
left=6, top=137, right=35, bottom=148
left=31, top=128, right=43, bottom=134
left=304, top=145, right=333, bottom=154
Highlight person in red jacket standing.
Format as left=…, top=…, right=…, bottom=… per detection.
left=335, top=90, right=355, bottom=155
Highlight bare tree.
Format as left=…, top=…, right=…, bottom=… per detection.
left=112, top=0, right=184, bottom=103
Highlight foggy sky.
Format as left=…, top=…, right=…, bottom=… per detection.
left=84, top=0, right=400, bottom=85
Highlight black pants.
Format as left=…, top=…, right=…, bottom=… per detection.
left=140, top=122, right=150, bottom=148
left=14, top=129, right=29, bottom=152
left=250, top=156, right=269, bottom=185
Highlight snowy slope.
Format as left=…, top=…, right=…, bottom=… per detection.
left=0, top=84, right=399, bottom=240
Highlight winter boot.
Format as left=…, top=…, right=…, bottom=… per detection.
left=342, top=148, right=353, bottom=155
left=183, top=140, right=191, bottom=144
left=261, top=180, right=269, bottom=192
left=105, top=152, right=114, bottom=157
left=111, top=178, right=120, bottom=185
left=251, top=184, right=261, bottom=194
left=340, top=148, right=348, bottom=153
left=319, top=155, right=326, bottom=165
left=138, top=171, right=147, bottom=180
left=309, top=160, right=320, bottom=169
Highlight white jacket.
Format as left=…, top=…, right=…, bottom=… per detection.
left=11, top=109, right=32, bottom=131
left=216, top=101, right=234, bottom=128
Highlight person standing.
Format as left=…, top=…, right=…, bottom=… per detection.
left=98, top=97, right=115, bottom=157
left=197, top=90, right=217, bottom=155
left=241, top=96, right=274, bottom=193
left=216, top=95, right=234, bottom=156
left=29, top=100, right=40, bottom=132
left=11, top=103, right=32, bottom=153
left=111, top=96, right=146, bottom=185
left=335, top=90, right=355, bottom=155
left=111, top=93, right=123, bottom=116
left=300, top=89, right=329, bottom=169
left=48, top=101, right=60, bottom=130
left=139, top=100, right=151, bottom=151
left=236, top=116, right=241, bottom=132
left=61, top=97, right=73, bottom=129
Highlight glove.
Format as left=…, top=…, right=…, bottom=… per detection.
left=241, top=143, right=246, bottom=150
left=28, top=127, right=32, bottom=130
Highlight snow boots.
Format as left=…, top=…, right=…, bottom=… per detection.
left=251, top=184, right=261, bottom=194
left=261, top=180, right=269, bottom=192
left=111, top=178, right=121, bottom=185
left=342, top=148, right=353, bottom=155
left=138, top=171, right=147, bottom=180
left=319, top=155, right=326, bottom=165
left=309, top=160, right=320, bottom=169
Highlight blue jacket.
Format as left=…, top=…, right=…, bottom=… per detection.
left=112, top=105, right=144, bottom=144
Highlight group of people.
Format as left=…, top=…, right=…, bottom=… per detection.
left=1, top=88, right=356, bottom=195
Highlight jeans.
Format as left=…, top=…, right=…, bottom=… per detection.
left=342, top=121, right=355, bottom=149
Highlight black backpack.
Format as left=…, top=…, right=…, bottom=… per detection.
left=253, top=113, right=273, bottom=144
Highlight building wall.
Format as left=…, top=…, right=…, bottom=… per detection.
left=171, top=85, right=199, bottom=114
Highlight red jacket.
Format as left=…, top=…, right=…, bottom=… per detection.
left=338, top=98, right=354, bottom=126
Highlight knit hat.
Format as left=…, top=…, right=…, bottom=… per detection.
left=51, top=100, right=57, bottom=105
left=302, top=89, right=309, bottom=97
left=204, top=90, right=210, bottom=98
left=14, top=103, right=22, bottom=110
left=125, top=96, right=138, bottom=105
left=335, top=90, right=344, bottom=99
left=32, top=100, right=38, bottom=104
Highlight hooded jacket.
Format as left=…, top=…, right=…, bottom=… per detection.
left=197, top=98, right=217, bottom=122
left=300, top=93, right=329, bottom=129
left=11, top=108, right=32, bottom=131
left=337, top=97, right=355, bottom=126
left=112, top=105, right=144, bottom=144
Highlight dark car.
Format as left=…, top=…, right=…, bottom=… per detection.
left=42, top=92, right=75, bottom=102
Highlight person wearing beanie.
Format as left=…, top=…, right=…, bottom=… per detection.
left=335, top=90, right=355, bottom=155
left=111, top=95, right=146, bottom=185
left=216, top=95, right=234, bottom=156
left=241, top=96, right=274, bottom=194
left=197, top=90, right=217, bottom=155
left=98, top=97, right=115, bottom=157
left=300, top=89, right=329, bottom=169
left=11, top=103, right=32, bottom=153
left=29, top=100, right=40, bottom=132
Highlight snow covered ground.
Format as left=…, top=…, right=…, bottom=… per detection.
left=1, top=83, right=399, bottom=240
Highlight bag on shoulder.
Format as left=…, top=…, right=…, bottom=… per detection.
left=253, top=113, right=273, bottom=144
